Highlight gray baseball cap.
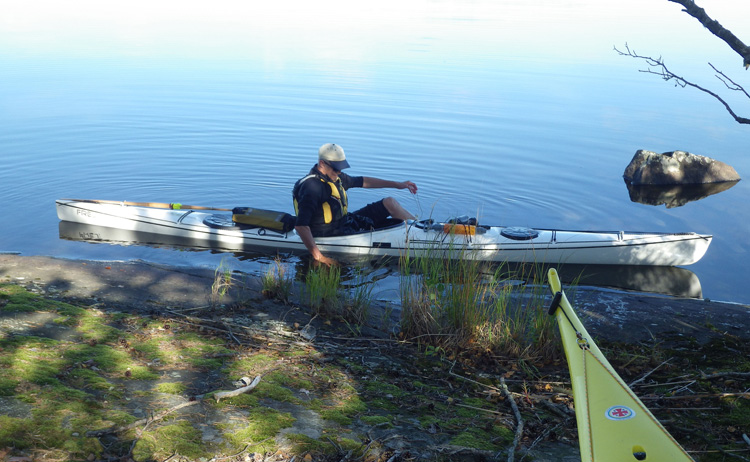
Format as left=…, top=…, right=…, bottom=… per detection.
left=318, top=143, right=350, bottom=171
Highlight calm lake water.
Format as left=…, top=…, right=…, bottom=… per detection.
left=2, top=0, right=749, bottom=304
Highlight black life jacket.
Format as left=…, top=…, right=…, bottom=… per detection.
left=292, top=171, right=349, bottom=229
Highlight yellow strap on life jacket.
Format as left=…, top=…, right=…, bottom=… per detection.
left=327, top=180, right=348, bottom=215
left=293, top=175, right=347, bottom=225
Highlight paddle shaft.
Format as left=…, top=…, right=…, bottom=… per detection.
left=63, top=199, right=232, bottom=212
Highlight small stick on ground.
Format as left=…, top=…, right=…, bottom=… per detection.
left=629, top=358, right=672, bottom=387
left=213, top=375, right=262, bottom=402
left=499, top=377, right=524, bottom=462
left=87, top=401, right=200, bottom=436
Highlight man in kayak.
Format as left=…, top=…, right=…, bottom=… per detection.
left=293, top=143, right=418, bottom=266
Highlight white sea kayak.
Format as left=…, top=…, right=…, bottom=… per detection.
left=55, top=199, right=712, bottom=266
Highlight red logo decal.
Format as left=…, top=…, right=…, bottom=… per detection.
left=606, top=406, right=636, bottom=421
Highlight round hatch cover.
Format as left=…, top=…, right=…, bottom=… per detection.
left=501, top=227, right=540, bottom=240
left=204, top=214, right=247, bottom=230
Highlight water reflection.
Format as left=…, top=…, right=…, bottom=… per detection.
left=552, top=264, right=702, bottom=299
left=625, top=181, right=740, bottom=209
left=59, top=221, right=702, bottom=299
left=58, top=221, right=296, bottom=260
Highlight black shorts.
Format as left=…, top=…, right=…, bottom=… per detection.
left=351, top=199, right=390, bottom=228
left=310, top=200, right=391, bottom=237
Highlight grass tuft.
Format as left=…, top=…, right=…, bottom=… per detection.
left=399, top=241, right=560, bottom=361
left=261, top=257, right=294, bottom=302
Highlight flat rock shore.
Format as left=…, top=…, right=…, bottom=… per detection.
left=2, top=254, right=748, bottom=345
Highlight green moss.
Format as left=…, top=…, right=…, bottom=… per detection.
left=129, top=338, right=164, bottom=361
left=75, top=311, right=121, bottom=343
left=0, top=377, right=18, bottom=396
left=64, top=344, right=158, bottom=380
left=368, top=398, right=398, bottom=412
left=320, top=409, right=353, bottom=425
left=124, top=365, right=160, bottom=381
left=319, top=394, right=367, bottom=425
left=0, top=284, right=62, bottom=312
left=0, top=405, right=103, bottom=457
left=450, top=425, right=512, bottom=451
left=255, top=380, right=300, bottom=404
left=54, top=303, right=87, bottom=322
left=0, top=416, right=28, bottom=448
left=267, top=370, right=315, bottom=391
left=224, top=407, right=295, bottom=452
left=226, top=354, right=277, bottom=375
left=726, top=399, right=750, bottom=428
left=284, top=433, right=363, bottom=456
left=418, top=414, right=441, bottom=428
left=175, top=332, right=234, bottom=370
left=362, top=380, right=407, bottom=398
left=5, top=337, right=66, bottom=385
left=67, top=368, right=114, bottom=392
left=132, top=420, right=207, bottom=461
left=155, top=382, right=187, bottom=394
left=285, top=432, right=334, bottom=454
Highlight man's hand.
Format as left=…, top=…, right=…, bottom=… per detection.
left=313, top=253, right=338, bottom=267
left=296, top=225, right=338, bottom=267
left=401, top=181, right=418, bottom=194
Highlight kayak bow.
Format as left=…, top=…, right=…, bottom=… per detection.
left=547, top=268, right=694, bottom=461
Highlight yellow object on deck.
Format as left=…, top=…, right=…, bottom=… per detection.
left=442, top=223, right=476, bottom=235
left=547, top=268, right=694, bottom=462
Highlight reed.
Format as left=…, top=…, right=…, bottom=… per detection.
left=341, top=266, right=375, bottom=327
left=399, top=239, right=560, bottom=361
left=211, top=258, right=235, bottom=306
left=302, top=264, right=376, bottom=327
left=261, top=257, right=294, bottom=303
left=304, top=264, right=343, bottom=316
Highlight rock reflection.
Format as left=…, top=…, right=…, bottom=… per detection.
left=626, top=180, right=739, bottom=208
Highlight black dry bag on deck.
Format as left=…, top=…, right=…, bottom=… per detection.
left=232, top=207, right=296, bottom=233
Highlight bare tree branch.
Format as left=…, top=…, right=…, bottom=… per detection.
left=710, top=63, right=750, bottom=99
left=615, top=44, right=750, bottom=125
left=667, top=0, right=750, bottom=69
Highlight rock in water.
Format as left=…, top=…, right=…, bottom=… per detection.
left=623, top=150, right=741, bottom=185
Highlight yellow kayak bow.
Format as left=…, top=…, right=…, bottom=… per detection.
left=547, top=268, right=694, bottom=462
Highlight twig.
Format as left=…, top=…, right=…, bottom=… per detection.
left=615, top=43, right=750, bottom=125
left=223, top=321, right=243, bottom=346
left=385, top=452, right=401, bottom=462
left=641, top=392, right=750, bottom=400
left=701, top=371, right=750, bottom=380
left=87, top=401, right=200, bottom=436
left=167, top=316, right=249, bottom=339
left=539, top=399, right=573, bottom=418
left=318, top=334, right=400, bottom=343
left=449, top=369, right=504, bottom=394
left=455, top=403, right=507, bottom=417
left=629, top=358, right=672, bottom=388
left=499, top=377, right=524, bottom=462
left=213, top=375, right=262, bottom=402
left=711, top=63, right=750, bottom=98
